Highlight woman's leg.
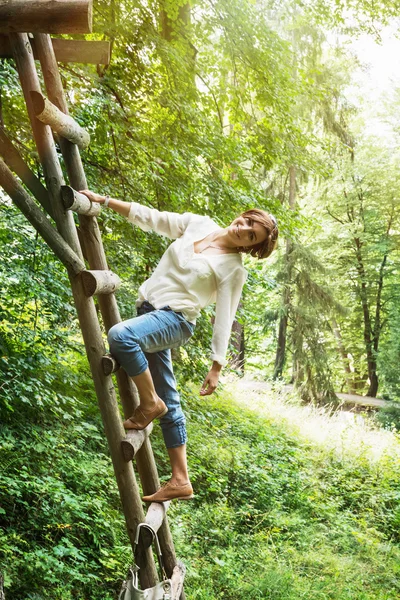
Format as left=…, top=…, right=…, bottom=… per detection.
left=107, top=309, right=192, bottom=430
left=167, top=445, right=190, bottom=485
left=107, top=309, right=194, bottom=499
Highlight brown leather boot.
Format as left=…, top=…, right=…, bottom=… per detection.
left=123, top=398, right=168, bottom=431
left=142, top=480, right=194, bottom=503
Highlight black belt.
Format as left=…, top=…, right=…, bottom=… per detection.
left=138, top=301, right=183, bottom=317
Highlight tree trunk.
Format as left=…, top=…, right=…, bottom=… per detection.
left=273, top=165, right=296, bottom=379
left=332, top=318, right=356, bottom=393
left=354, top=236, right=378, bottom=397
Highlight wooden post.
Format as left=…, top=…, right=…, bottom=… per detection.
left=31, top=92, right=90, bottom=149
left=9, top=32, right=81, bottom=255
left=0, top=0, right=93, bottom=34
left=9, top=32, right=158, bottom=589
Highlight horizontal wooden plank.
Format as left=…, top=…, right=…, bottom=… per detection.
left=0, top=36, right=110, bottom=65
left=0, top=0, right=92, bottom=34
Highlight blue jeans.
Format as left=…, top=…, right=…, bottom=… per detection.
left=107, top=302, right=195, bottom=448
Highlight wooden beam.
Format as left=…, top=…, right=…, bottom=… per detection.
left=61, top=185, right=101, bottom=216
left=31, top=92, right=90, bottom=150
left=121, top=424, right=153, bottom=462
left=0, top=158, right=85, bottom=275
left=0, top=36, right=111, bottom=65
left=0, top=126, right=54, bottom=219
left=0, top=0, right=92, bottom=34
left=50, top=38, right=110, bottom=65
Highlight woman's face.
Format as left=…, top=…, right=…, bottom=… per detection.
left=228, top=215, right=268, bottom=249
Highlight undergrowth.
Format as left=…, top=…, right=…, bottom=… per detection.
left=1, top=377, right=399, bottom=599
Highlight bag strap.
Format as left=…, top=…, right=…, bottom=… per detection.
left=118, top=566, right=139, bottom=600
left=134, top=523, right=168, bottom=581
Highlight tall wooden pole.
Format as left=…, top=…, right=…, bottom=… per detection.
left=9, top=32, right=157, bottom=588
left=33, top=33, right=182, bottom=590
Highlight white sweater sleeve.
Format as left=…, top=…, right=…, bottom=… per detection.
left=211, top=266, right=247, bottom=367
left=127, top=202, right=196, bottom=239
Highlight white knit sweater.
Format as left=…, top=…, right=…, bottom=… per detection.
left=127, top=202, right=247, bottom=367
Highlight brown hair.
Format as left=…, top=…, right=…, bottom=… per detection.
left=239, top=209, right=278, bottom=259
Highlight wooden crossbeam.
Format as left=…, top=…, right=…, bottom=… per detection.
left=0, top=36, right=111, bottom=65
left=0, top=0, right=92, bottom=34
left=142, top=502, right=171, bottom=547
left=102, top=353, right=120, bottom=375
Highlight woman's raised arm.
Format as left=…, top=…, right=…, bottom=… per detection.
left=79, top=190, right=197, bottom=239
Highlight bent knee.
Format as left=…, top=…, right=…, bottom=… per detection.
left=107, top=322, right=140, bottom=351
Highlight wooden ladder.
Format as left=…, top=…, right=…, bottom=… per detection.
left=0, top=7, right=185, bottom=599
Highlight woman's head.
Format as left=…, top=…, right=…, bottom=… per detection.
left=229, top=209, right=278, bottom=259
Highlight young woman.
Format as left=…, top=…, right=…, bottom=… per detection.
left=80, top=190, right=278, bottom=502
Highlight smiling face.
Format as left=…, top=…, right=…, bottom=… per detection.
left=228, top=215, right=269, bottom=249
left=228, top=209, right=279, bottom=259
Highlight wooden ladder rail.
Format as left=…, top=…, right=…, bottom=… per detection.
left=8, top=31, right=158, bottom=589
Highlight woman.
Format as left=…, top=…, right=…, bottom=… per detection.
left=80, top=190, right=278, bottom=502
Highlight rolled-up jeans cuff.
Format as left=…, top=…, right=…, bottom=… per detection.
left=161, top=420, right=187, bottom=448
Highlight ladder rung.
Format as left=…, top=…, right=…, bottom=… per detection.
left=102, top=353, right=120, bottom=375
left=121, top=423, right=153, bottom=462
left=139, top=501, right=171, bottom=548
left=31, top=91, right=90, bottom=149
left=61, top=185, right=101, bottom=216
left=81, top=269, right=121, bottom=296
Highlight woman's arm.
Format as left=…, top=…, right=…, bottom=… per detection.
left=200, top=266, right=247, bottom=396
left=200, top=361, right=222, bottom=396
left=80, top=189, right=198, bottom=239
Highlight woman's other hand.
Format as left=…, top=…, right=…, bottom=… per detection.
left=79, top=190, right=106, bottom=203
left=200, top=363, right=222, bottom=396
